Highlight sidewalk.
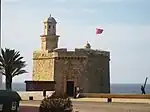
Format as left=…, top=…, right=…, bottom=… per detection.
left=72, top=98, right=150, bottom=104
left=20, top=97, right=150, bottom=107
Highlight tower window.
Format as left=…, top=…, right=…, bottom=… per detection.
left=49, top=25, right=51, bottom=29
left=45, top=26, right=46, bottom=29
left=53, top=26, right=55, bottom=29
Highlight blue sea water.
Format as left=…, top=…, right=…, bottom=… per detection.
left=2, top=83, right=150, bottom=94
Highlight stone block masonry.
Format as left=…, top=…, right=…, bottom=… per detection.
left=25, top=15, right=111, bottom=94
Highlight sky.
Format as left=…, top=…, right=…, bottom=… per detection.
left=1, top=0, right=150, bottom=84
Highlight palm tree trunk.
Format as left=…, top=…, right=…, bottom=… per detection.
left=5, top=76, right=12, bottom=90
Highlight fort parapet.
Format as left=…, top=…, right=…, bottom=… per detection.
left=25, top=15, right=110, bottom=96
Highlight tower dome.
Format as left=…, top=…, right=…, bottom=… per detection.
left=41, top=14, right=59, bottom=51
left=44, top=14, right=57, bottom=23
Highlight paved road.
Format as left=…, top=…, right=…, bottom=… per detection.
left=20, top=101, right=150, bottom=112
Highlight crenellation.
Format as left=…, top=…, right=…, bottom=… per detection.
left=75, top=48, right=110, bottom=57
left=33, top=50, right=58, bottom=59
left=53, top=48, right=109, bottom=58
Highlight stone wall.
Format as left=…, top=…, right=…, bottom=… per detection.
left=53, top=48, right=110, bottom=93
left=32, top=51, right=55, bottom=81
left=32, top=48, right=110, bottom=94
left=18, top=91, right=54, bottom=100
left=74, top=48, right=110, bottom=93
left=54, top=57, right=87, bottom=93
left=86, top=54, right=110, bottom=93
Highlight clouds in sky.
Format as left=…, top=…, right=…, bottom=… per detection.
left=2, top=0, right=150, bottom=84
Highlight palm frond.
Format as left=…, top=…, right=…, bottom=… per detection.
left=0, top=48, right=27, bottom=77
left=12, top=69, right=28, bottom=77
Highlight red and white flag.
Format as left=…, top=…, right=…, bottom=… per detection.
left=96, top=28, right=103, bottom=34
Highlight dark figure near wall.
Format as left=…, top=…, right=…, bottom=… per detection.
left=141, top=85, right=146, bottom=94
left=74, top=86, right=80, bottom=98
left=141, top=77, right=148, bottom=94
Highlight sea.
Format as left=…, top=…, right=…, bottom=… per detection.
left=2, top=83, right=150, bottom=94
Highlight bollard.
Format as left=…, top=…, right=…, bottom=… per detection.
left=43, top=89, right=46, bottom=97
left=107, top=98, right=112, bottom=103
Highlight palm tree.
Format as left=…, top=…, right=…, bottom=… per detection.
left=0, top=48, right=27, bottom=90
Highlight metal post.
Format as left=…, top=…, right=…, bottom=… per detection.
left=0, top=0, right=3, bottom=90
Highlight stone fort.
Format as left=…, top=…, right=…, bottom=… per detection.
left=25, top=15, right=110, bottom=96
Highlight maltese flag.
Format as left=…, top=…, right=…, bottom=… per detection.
left=96, top=28, right=103, bottom=34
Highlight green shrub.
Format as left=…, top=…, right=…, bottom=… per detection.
left=39, top=92, right=73, bottom=112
